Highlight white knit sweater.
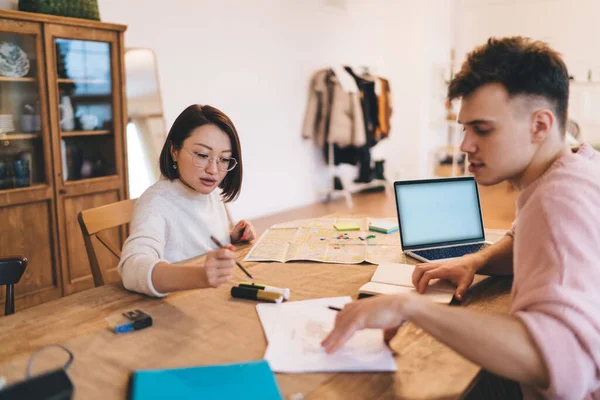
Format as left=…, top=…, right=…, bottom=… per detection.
left=118, top=178, right=231, bottom=297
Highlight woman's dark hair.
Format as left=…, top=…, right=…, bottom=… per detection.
left=159, top=104, right=243, bottom=202
left=448, top=36, right=570, bottom=133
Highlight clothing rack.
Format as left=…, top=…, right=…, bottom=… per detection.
left=303, top=65, right=394, bottom=207
left=321, top=141, right=393, bottom=208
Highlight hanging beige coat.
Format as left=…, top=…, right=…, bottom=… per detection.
left=301, top=68, right=366, bottom=148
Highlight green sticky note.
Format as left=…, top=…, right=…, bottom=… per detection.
left=334, top=222, right=360, bottom=231
left=369, top=219, right=399, bottom=234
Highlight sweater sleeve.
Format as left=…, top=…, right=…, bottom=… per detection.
left=511, top=191, right=600, bottom=399
left=118, top=197, right=168, bottom=297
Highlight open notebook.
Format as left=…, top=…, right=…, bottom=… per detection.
left=358, top=263, right=488, bottom=303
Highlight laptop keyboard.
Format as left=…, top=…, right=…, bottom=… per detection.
left=412, top=243, right=486, bottom=260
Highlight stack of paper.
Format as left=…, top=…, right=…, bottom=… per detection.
left=256, top=297, right=397, bottom=373
left=369, top=219, right=399, bottom=234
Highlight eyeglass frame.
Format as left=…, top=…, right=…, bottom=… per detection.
left=180, top=147, right=238, bottom=172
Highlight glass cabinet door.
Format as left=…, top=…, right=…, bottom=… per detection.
left=54, top=38, right=116, bottom=181
left=0, top=17, right=62, bottom=309
left=0, top=30, right=46, bottom=190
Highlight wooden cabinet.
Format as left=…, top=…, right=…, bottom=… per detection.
left=0, top=10, right=128, bottom=310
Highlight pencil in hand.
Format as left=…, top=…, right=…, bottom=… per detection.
left=210, top=235, right=253, bottom=279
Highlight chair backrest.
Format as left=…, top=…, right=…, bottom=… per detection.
left=0, top=256, right=27, bottom=316
left=77, top=199, right=136, bottom=287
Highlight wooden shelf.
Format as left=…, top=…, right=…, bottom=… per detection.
left=0, top=76, right=36, bottom=83
left=0, top=133, right=41, bottom=140
left=64, top=174, right=118, bottom=185
left=0, top=183, right=47, bottom=194
left=57, top=78, right=109, bottom=84
left=61, top=130, right=111, bottom=137
left=71, top=94, right=112, bottom=102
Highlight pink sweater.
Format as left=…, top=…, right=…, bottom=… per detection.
left=509, top=144, right=600, bottom=399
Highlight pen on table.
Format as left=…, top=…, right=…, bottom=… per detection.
left=210, top=235, right=253, bottom=279
left=328, top=306, right=342, bottom=312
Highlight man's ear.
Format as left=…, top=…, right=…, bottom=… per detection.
left=530, top=109, right=554, bottom=144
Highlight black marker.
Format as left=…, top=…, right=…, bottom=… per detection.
left=231, top=286, right=283, bottom=303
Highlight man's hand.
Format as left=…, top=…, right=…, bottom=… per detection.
left=321, top=294, right=410, bottom=353
left=412, top=254, right=483, bottom=301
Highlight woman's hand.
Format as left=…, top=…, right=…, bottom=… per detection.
left=199, top=248, right=236, bottom=288
left=230, top=220, right=256, bottom=243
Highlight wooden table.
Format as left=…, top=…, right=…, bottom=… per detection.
left=0, top=229, right=511, bottom=399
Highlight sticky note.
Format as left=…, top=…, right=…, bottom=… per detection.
left=369, top=220, right=399, bottom=234
left=333, top=222, right=360, bottom=231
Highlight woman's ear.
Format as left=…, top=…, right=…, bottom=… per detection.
left=170, top=142, right=178, bottom=163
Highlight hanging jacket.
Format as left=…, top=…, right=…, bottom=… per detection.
left=344, top=66, right=379, bottom=145
left=375, top=77, right=392, bottom=140
left=301, top=67, right=366, bottom=148
left=301, top=69, right=332, bottom=148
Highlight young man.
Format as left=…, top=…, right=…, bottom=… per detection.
left=322, top=37, right=600, bottom=400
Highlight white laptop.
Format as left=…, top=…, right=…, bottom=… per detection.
left=394, top=177, right=491, bottom=263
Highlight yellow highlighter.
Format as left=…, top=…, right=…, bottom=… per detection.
left=239, top=282, right=291, bottom=300
left=231, top=286, right=283, bottom=303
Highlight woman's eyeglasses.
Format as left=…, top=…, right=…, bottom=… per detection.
left=183, top=148, right=238, bottom=172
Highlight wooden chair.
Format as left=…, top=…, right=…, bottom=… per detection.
left=0, top=256, right=27, bottom=315
left=77, top=199, right=136, bottom=287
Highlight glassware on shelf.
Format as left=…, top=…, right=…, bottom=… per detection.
left=0, top=159, right=10, bottom=189
left=0, top=114, right=15, bottom=134
left=55, top=39, right=113, bottom=134
left=13, top=158, right=30, bottom=187
left=79, top=114, right=98, bottom=130
left=0, top=31, right=46, bottom=190
left=59, top=95, right=75, bottom=131
left=20, top=101, right=41, bottom=133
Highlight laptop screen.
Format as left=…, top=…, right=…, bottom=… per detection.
left=394, top=177, right=485, bottom=250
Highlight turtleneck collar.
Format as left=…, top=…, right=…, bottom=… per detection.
left=167, top=177, right=212, bottom=203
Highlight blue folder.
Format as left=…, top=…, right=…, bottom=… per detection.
left=129, top=360, right=283, bottom=400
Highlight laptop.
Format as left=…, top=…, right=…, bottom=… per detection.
left=394, top=177, right=491, bottom=263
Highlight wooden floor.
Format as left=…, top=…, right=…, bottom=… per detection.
left=251, top=182, right=519, bottom=235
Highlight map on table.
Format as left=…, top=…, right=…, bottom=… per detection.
left=243, top=217, right=406, bottom=264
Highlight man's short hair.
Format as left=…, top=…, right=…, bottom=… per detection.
left=448, top=36, right=570, bottom=133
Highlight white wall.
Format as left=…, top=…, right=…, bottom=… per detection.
left=379, top=0, right=454, bottom=179
left=98, top=0, right=394, bottom=220
left=1, top=0, right=454, bottom=220
left=454, top=0, right=600, bottom=146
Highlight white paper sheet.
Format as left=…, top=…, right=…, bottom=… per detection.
left=257, top=297, right=397, bottom=373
